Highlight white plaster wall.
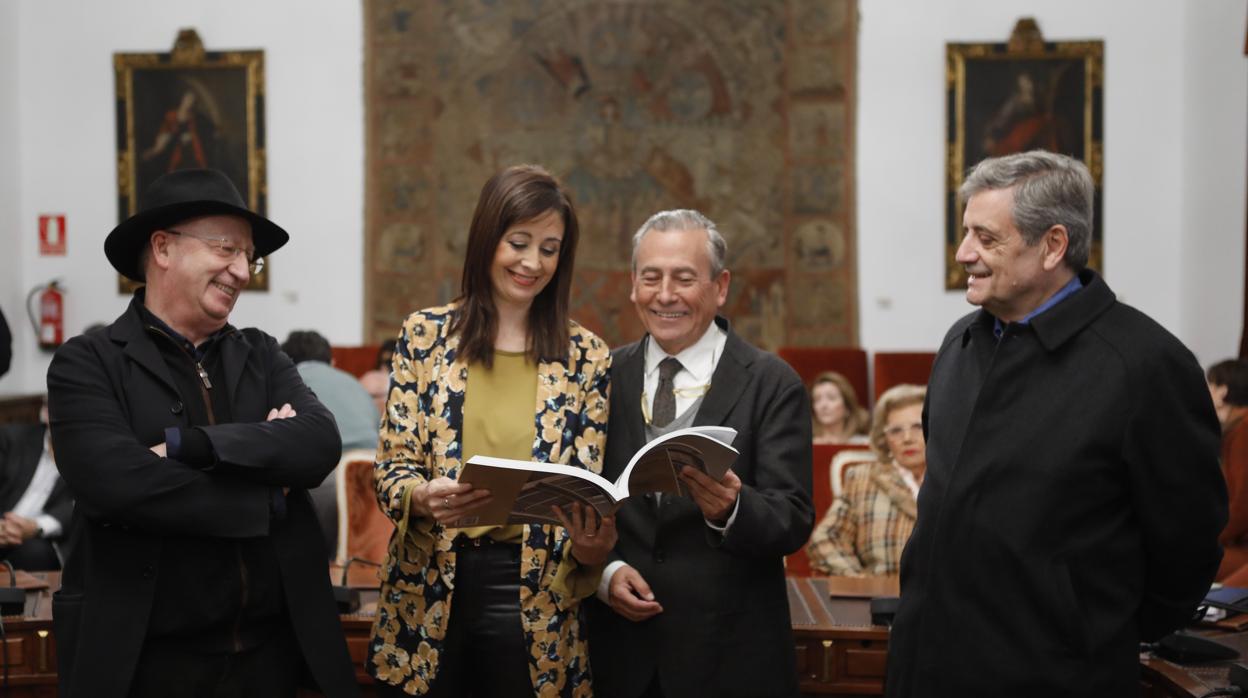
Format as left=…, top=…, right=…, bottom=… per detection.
left=3, top=0, right=364, bottom=395
left=0, top=1, right=23, bottom=394
left=1181, top=1, right=1248, bottom=366
left=857, top=0, right=1245, bottom=367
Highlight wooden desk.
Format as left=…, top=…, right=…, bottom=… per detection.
left=2, top=572, right=890, bottom=697
left=339, top=574, right=893, bottom=696
left=1, top=571, right=58, bottom=698
left=1141, top=627, right=1248, bottom=697
left=789, top=577, right=891, bottom=696
left=333, top=562, right=381, bottom=689
left=17, top=569, right=1248, bottom=697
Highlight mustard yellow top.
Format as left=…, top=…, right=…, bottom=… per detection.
left=390, top=342, right=604, bottom=599
left=460, top=350, right=533, bottom=543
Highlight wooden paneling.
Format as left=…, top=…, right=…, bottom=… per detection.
left=0, top=394, right=43, bottom=426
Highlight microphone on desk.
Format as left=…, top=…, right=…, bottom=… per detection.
left=1144, top=631, right=1240, bottom=664
left=334, top=556, right=381, bottom=614
left=870, top=596, right=900, bottom=627
left=0, top=561, right=23, bottom=617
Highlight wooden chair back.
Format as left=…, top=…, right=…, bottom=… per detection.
left=830, top=449, right=878, bottom=498
left=335, top=450, right=393, bottom=566
left=331, top=345, right=383, bottom=379
left=872, top=351, right=936, bottom=401
left=776, top=347, right=870, bottom=408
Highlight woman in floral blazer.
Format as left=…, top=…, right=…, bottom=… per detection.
left=368, top=166, right=613, bottom=697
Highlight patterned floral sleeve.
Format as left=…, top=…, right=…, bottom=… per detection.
left=806, top=489, right=865, bottom=576
left=549, top=326, right=612, bottom=600
left=373, top=310, right=440, bottom=549
left=572, top=330, right=610, bottom=476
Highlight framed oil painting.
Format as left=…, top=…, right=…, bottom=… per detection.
left=114, top=29, right=268, bottom=291
left=946, top=19, right=1103, bottom=289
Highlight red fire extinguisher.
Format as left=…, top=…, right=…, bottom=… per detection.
left=27, top=281, right=64, bottom=351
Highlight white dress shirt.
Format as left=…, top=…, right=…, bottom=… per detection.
left=641, top=321, right=727, bottom=423
left=11, top=434, right=63, bottom=538
left=896, top=463, right=922, bottom=498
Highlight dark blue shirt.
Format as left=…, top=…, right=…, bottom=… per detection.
left=992, top=274, right=1084, bottom=340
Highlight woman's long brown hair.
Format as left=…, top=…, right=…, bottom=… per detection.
left=449, top=164, right=579, bottom=368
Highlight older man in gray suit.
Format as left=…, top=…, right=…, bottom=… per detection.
left=587, top=210, right=814, bottom=698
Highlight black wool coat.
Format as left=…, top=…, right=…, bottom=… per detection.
left=46, top=297, right=359, bottom=698
left=885, top=270, right=1226, bottom=697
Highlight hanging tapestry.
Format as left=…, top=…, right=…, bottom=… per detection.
left=364, top=0, right=858, bottom=349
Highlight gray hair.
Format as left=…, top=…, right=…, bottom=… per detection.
left=630, top=209, right=728, bottom=276
left=869, top=383, right=927, bottom=461
left=959, top=150, right=1093, bottom=270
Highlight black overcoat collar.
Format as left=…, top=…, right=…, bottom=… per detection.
left=963, top=269, right=1117, bottom=353
left=108, top=292, right=252, bottom=399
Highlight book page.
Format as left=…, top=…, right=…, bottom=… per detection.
left=618, top=427, right=739, bottom=498
left=451, top=456, right=621, bottom=527
left=505, top=471, right=620, bottom=524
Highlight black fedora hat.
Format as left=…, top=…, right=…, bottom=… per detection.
left=105, top=169, right=289, bottom=282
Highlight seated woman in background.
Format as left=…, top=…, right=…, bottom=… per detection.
left=1210, top=359, right=1248, bottom=583
left=368, top=165, right=615, bottom=696
left=810, top=371, right=870, bottom=445
left=806, top=384, right=926, bottom=576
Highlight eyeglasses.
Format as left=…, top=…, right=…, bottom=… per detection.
left=884, top=422, right=923, bottom=440
left=166, top=229, right=264, bottom=275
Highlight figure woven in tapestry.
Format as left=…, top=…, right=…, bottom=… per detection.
left=364, top=0, right=858, bottom=349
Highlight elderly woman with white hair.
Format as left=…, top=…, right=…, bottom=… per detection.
left=806, top=384, right=926, bottom=576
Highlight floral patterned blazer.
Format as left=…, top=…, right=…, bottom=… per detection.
left=368, top=303, right=610, bottom=697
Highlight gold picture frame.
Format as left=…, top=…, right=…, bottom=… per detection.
left=945, top=18, right=1103, bottom=289
left=114, top=29, right=268, bottom=292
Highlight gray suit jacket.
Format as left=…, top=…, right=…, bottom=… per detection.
left=587, top=317, right=814, bottom=698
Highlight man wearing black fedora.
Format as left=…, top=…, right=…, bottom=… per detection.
left=46, top=169, right=359, bottom=698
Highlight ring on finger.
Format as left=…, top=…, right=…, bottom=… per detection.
left=443, top=497, right=450, bottom=510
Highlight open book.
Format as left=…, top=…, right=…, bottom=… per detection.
left=449, top=426, right=739, bottom=527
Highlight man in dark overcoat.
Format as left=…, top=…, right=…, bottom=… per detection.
left=46, top=169, right=359, bottom=698
left=586, top=209, right=814, bottom=698
left=885, top=151, right=1227, bottom=696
